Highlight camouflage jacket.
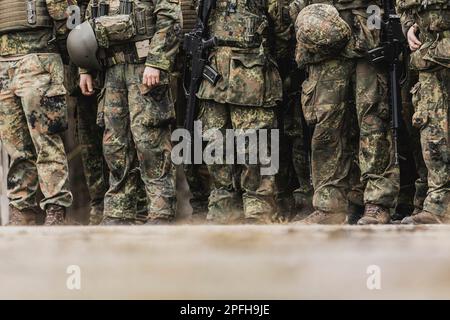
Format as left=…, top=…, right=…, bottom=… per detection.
left=397, top=0, right=450, bottom=70
left=85, top=0, right=180, bottom=71
left=0, top=0, right=70, bottom=57
left=197, top=0, right=291, bottom=107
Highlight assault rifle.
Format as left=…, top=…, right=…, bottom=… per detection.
left=183, top=0, right=221, bottom=135
left=368, top=0, right=408, bottom=165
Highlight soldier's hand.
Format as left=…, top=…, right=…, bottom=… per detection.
left=143, top=67, right=160, bottom=89
left=407, top=25, right=422, bottom=52
left=80, top=74, right=95, bottom=96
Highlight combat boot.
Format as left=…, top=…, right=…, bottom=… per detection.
left=401, top=211, right=450, bottom=225
left=100, top=216, right=135, bottom=226
left=293, top=210, right=346, bottom=225
left=6, top=206, right=37, bottom=226
left=357, top=204, right=391, bottom=225
left=44, top=205, right=66, bottom=226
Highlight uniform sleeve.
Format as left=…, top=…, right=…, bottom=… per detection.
left=46, top=0, right=71, bottom=39
left=267, top=0, right=294, bottom=61
left=145, top=0, right=181, bottom=71
left=399, top=10, right=415, bottom=37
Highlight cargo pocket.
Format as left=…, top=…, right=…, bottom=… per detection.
left=228, top=53, right=265, bottom=106
left=139, top=71, right=175, bottom=127
left=376, top=73, right=390, bottom=121
left=410, top=82, right=428, bottom=129
left=37, top=54, right=68, bottom=134
left=301, top=78, right=317, bottom=126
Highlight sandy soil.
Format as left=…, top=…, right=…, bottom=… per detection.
left=1, top=224, right=450, bottom=299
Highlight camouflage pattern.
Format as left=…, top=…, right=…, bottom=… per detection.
left=397, top=2, right=450, bottom=216
left=0, top=0, right=70, bottom=56
left=82, top=0, right=180, bottom=220
left=0, top=53, right=73, bottom=211
left=397, top=69, right=428, bottom=216
left=300, top=12, right=400, bottom=214
left=276, top=0, right=312, bottom=218
left=199, top=101, right=277, bottom=223
left=196, top=0, right=290, bottom=222
left=410, top=69, right=450, bottom=216
left=100, top=64, right=176, bottom=219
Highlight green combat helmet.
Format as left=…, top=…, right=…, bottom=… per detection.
left=295, top=3, right=351, bottom=55
left=67, top=21, right=102, bottom=71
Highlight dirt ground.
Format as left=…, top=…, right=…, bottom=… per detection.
left=1, top=224, right=450, bottom=299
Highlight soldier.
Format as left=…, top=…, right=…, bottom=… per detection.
left=64, top=0, right=109, bottom=225
left=292, top=3, right=400, bottom=224
left=69, top=0, right=181, bottom=225
left=0, top=0, right=73, bottom=225
left=194, top=0, right=291, bottom=224
left=397, top=0, right=450, bottom=224
left=277, top=0, right=313, bottom=221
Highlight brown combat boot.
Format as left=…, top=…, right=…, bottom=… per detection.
left=44, top=205, right=66, bottom=226
left=100, top=216, right=135, bottom=226
left=401, top=211, right=450, bottom=225
left=293, top=210, right=346, bottom=225
left=6, top=206, right=37, bottom=226
left=357, top=204, right=391, bottom=225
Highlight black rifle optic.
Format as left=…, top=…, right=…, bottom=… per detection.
left=183, top=0, right=221, bottom=135
left=368, top=0, right=409, bottom=165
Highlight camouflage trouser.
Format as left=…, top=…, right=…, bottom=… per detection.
left=411, top=68, right=450, bottom=216
left=199, top=101, right=277, bottom=223
left=398, top=69, right=428, bottom=213
left=276, top=79, right=313, bottom=216
left=0, top=54, right=73, bottom=210
left=76, top=94, right=109, bottom=218
left=101, top=63, right=176, bottom=219
left=302, top=58, right=399, bottom=213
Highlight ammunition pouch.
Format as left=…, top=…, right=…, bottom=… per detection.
left=92, top=0, right=156, bottom=49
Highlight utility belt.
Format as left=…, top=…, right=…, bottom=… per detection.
left=103, top=45, right=146, bottom=67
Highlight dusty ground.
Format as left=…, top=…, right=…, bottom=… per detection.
left=1, top=224, right=450, bottom=299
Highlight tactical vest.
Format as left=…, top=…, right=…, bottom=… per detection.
left=93, top=0, right=156, bottom=47
left=208, top=0, right=270, bottom=48
left=0, top=0, right=53, bottom=34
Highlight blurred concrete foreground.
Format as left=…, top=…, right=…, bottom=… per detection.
left=1, top=225, right=450, bottom=299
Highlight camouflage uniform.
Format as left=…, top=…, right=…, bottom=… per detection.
left=293, top=2, right=400, bottom=220
left=83, top=0, right=180, bottom=221
left=196, top=0, right=290, bottom=223
left=0, top=0, right=73, bottom=216
left=64, top=0, right=108, bottom=224
left=398, top=0, right=450, bottom=219
left=276, top=0, right=312, bottom=219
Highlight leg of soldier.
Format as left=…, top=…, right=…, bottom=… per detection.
left=15, top=54, right=73, bottom=216
left=408, top=69, right=450, bottom=220
left=102, top=64, right=138, bottom=223
left=0, top=60, right=39, bottom=225
left=127, top=64, right=176, bottom=224
left=200, top=101, right=237, bottom=224
left=356, top=60, right=400, bottom=225
left=230, top=105, right=277, bottom=223
left=77, top=94, right=109, bottom=224
left=401, top=70, right=427, bottom=214
left=298, top=59, right=354, bottom=224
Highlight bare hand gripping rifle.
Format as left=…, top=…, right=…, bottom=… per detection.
left=183, top=0, right=221, bottom=135
left=368, top=0, right=408, bottom=165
